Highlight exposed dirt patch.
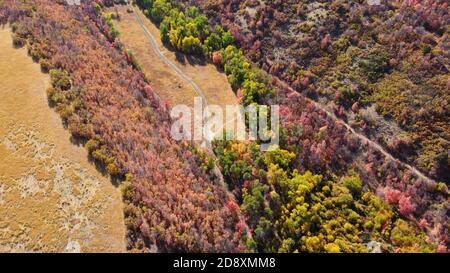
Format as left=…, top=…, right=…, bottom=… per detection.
left=109, top=6, right=239, bottom=110
left=0, top=27, right=125, bottom=252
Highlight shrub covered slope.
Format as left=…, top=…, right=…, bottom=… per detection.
left=1, top=0, right=244, bottom=252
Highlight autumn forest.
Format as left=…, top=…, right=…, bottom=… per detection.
left=0, top=0, right=448, bottom=254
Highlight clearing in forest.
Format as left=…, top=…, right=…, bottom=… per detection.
left=109, top=6, right=239, bottom=112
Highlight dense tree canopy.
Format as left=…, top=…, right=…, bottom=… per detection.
left=176, top=0, right=449, bottom=184
left=140, top=0, right=448, bottom=252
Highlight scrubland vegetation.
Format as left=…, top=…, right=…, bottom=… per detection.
left=213, top=140, right=437, bottom=253
left=133, top=0, right=448, bottom=252
left=176, top=0, right=449, bottom=184
left=1, top=0, right=244, bottom=252
left=0, top=0, right=447, bottom=253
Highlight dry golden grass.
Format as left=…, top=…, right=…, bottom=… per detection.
left=110, top=6, right=239, bottom=110
left=0, top=27, right=125, bottom=253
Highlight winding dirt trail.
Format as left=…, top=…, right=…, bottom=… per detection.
left=125, top=4, right=435, bottom=184
left=276, top=79, right=436, bottom=185
left=130, top=4, right=208, bottom=105
left=113, top=5, right=243, bottom=141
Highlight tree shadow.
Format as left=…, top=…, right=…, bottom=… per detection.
left=86, top=153, right=109, bottom=179
left=47, top=98, right=56, bottom=109
left=69, top=134, right=85, bottom=147
left=186, top=55, right=207, bottom=66
left=170, top=47, right=208, bottom=67
left=175, top=51, right=186, bottom=64
left=69, top=135, right=123, bottom=187
left=12, top=42, right=25, bottom=49
left=213, top=63, right=225, bottom=73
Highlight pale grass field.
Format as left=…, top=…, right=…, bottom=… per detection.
left=0, top=27, right=125, bottom=253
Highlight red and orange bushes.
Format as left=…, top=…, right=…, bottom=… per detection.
left=274, top=85, right=448, bottom=250
left=403, top=0, right=449, bottom=30
left=180, top=0, right=449, bottom=184
left=0, top=0, right=244, bottom=252
left=167, top=0, right=449, bottom=250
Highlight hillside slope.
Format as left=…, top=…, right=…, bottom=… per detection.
left=133, top=0, right=448, bottom=252
left=0, top=0, right=244, bottom=252
left=179, top=0, right=449, bottom=183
